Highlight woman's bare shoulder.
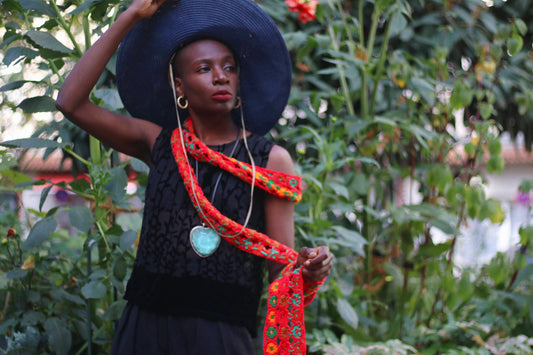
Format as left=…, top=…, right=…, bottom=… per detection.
left=266, top=144, right=295, bottom=174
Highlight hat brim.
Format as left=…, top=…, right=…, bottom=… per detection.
left=116, top=0, right=292, bottom=135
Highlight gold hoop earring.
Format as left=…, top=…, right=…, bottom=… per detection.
left=177, top=96, right=189, bottom=109
left=234, top=96, right=241, bottom=109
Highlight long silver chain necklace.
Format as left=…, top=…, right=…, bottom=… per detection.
left=189, top=130, right=241, bottom=257
left=168, top=61, right=256, bottom=258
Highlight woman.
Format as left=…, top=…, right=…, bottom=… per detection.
left=56, top=0, right=333, bottom=353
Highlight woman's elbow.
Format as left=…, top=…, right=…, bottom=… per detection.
left=55, top=89, right=72, bottom=116
left=55, top=88, right=82, bottom=119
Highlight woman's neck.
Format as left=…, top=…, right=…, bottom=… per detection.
left=189, top=114, right=240, bottom=145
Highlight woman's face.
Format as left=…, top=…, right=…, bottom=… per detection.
left=173, top=40, right=239, bottom=118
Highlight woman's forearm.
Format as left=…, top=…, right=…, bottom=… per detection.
left=55, top=8, right=142, bottom=117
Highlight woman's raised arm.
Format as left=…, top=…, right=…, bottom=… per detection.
left=55, top=0, right=173, bottom=164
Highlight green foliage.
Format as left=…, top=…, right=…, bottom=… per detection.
left=270, top=0, right=533, bottom=352
left=0, top=150, right=145, bottom=353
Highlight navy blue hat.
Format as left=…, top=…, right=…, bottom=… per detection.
left=116, top=0, right=292, bottom=135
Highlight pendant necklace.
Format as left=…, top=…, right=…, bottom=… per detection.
left=189, top=130, right=241, bottom=257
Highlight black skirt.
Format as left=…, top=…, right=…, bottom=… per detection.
left=110, top=303, right=256, bottom=355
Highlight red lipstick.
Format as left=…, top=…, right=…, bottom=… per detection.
left=212, top=90, right=232, bottom=101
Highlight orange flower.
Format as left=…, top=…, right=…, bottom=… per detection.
left=285, top=0, right=318, bottom=24
left=270, top=281, right=280, bottom=292
left=267, top=310, right=277, bottom=323
left=265, top=342, right=279, bottom=354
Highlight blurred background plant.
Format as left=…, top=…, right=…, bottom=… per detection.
left=1, top=0, right=532, bottom=353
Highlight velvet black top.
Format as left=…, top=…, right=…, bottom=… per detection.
left=124, top=127, right=274, bottom=335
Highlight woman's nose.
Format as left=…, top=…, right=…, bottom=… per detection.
left=213, top=67, right=229, bottom=84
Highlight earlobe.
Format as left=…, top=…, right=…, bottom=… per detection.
left=174, top=77, right=183, bottom=96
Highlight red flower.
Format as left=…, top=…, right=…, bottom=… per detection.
left=285, top=0, right=318, bottom=24
left=6, top=228, right=15, bottom=238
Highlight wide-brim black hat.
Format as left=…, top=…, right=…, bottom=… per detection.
left=116, top=0, right=292, bottom=135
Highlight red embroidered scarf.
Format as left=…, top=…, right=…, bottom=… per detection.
left=170, top=119, right=324, bottom=354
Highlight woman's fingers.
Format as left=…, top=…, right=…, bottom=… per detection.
left=301, top=246, right=333, bottom=281
left=129, top=0, right=175, bottom=19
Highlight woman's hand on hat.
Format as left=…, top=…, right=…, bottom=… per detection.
left=128, top=0, right=175, bottom=19
left=297, top=246, right=333, bottom=281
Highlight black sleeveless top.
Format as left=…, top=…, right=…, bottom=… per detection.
left=124, top=127, right=274, bottom=335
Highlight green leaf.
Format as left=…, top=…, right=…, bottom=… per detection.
left=103, top=299, right=127, bottom=321
left=120, top=230, right=138, bottom=251
left=450, top=82, right=473, bottom=110
left=428, top=218, right=458, bottom=235
left=488, top=138, right=502, bottom=155
left=480, top=102, right=492, bottom=119
left=70, top=0, right=106, bottom=15
left=418, top=242, right=452, bottom=257
left=89, top=269, right=107, bottom=280
left=21, top=311, right=45, bottom=326
left=21, top=216, right=57, bottom=250
left=39, top=184, right=54, bottom=211
left=409, top=77, right=435, bottom=105
left=46, top=206, right=60, bottom=217
left=486, top=155, right=504, bottom=173
left=479, top=199, right=504, bottom=224
left=2, top=46, right=39, bottom=66
left=513, top=253, right=526, bottom=271
left=129, top=157, right=149, bottom=173
left=69, top=178, right=91, bottom=193
left=519, top=226, right=533, bottom=245
left=457, top=273, right=474, bottom=301
left=514, top=19, right=527, bottom=36
left=7, top=268, right=29, bottom=279
left=518, top=180, right=533, bottom=193
left=25, top=30, right=72, bottom=53
left=506, top=36, right=523, bottom=56
left=104, top=167, right=128, bottom=203
left=69, top=206, right=93, bottom=233
left=327, top=181, right=349, bottom=199
left=50, top=289, right=85, bottom=305
left=0, top=137, right=64, bottom=148
left=19, top=0, right=56, bottom=17
left=336, top=298, right=358, bottom=331
left=93, top=88, right=124, bottom=110
left=441, top=273, right=454, bottom=293
left=81, top=280, right=107, bottom=299
left=512, top=262, right=533, bottom=289
left=4, top=169, right=34, bottom=184
left=332, top=225, right=367, bottom=245
left=44, top=318, right=71, bottom=355
left=356, top=157, right=380, bottom=167
left=389, top=11, right=408, bottom=37
left=0, top=156, right=18, bottom=171
left=352, top=173, right=369, bottom=195
left=113, top=255, right=127, bottom=281
left=0, top=80, right=33, bottom=92
left=17, top=95, right=57, bottom=113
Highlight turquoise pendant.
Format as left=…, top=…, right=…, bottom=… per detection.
left=190, top=225, right=220, bottom=257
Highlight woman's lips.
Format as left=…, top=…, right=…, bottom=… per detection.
left=212, top=91, right=232, bottom=101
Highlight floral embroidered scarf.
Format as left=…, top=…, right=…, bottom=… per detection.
left=170, top=118, right=324, bottom=354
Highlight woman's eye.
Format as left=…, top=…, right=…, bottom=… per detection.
left=224, top=65, right=236, bottom=72
left=197, top=66, right=210, bottom=72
